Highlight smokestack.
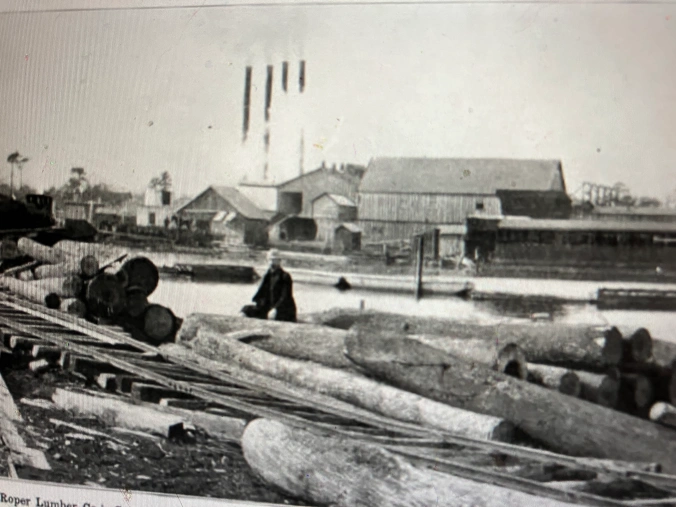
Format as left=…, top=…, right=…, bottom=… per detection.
left=282, top=61, right=289, bottom=93
left=264, top=128, right=270, bottom=180
left=299, top=129, right=305, bottom=176
left=242, top=66, right=252, bottom=142
left=265, top=65, right=273, bottom=122
left=299, top=60, right=306, bottom=93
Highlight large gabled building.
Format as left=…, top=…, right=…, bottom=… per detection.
left=356, top=157, right=569, bottom=242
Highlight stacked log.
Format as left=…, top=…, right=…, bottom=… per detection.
left=0, top=238, right=177, bottom=345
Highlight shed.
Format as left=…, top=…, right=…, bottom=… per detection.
left=311, top=193, right=358, bottom=243
left=335, top=223, right=362, bottom=253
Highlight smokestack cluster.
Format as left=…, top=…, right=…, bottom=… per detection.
left=241, top=61, right=306, bottom=182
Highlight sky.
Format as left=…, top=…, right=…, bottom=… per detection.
left=0, top=0, right=674, bottom=199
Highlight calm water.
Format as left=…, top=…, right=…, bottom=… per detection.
left=152, top=278, right=676, bottom=342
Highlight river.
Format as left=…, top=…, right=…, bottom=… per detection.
left=152, top=278, right=676, bottom=342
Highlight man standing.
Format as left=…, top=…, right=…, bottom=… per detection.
left=248, top=249, right=297, bottom=322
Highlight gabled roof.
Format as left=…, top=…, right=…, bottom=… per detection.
left=359, top=158, right=565, bottom=195
left=276, top=165, right=361, bottom=189
left=312, top=193, right=356, bottom=207
left=337, top=222, right=361, bottom=233
left=177, top=186, right=271, bottom=221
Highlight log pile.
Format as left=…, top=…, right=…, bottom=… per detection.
left=0, top=238, right=178, bottom=345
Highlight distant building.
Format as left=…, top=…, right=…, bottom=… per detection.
left=357, top=157, right=568, bottom=246
left=136, top=187, right=173, bottom=227
left=311, top=193, right=358, bottom=246
left=176, top=186, right=272, bottom=246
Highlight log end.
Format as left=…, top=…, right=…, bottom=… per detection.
left=44, top=293, right=61, bottom=309
left=559, top=372, right=581, bottom=398
left=496, top=343, right=528, bottom=380
left=629, top=328, right=653, bottom=363
left=80, top=255, right=100, bottom=278
left=603, top=327, right=624, bottom=366
left=143, top=305, right=177, bottom=344
left=596, top=376, right=620, bottom=408
left=649, top=402, right=669, bottom=421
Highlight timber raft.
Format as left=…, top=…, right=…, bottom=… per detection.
left=2, top=291, right=676, bottom=505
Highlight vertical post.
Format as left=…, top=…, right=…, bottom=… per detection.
left=281, top=61, right=289, bottom=92
left=414, top=235, right=424, bottom=300
left=299, top=60, right=306, bottom=93
left=242, top=66, right=252, bottom=142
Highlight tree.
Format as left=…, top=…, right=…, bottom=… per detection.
left=149, top=171, right=172, bottom=191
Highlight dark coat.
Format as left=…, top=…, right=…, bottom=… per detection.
left=252, top=267, right=297, bottom=322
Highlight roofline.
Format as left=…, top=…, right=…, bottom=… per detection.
left=276, top=165, right=357, bottom=188
left=357, top=190, right=499, bottom=197
left=174, top=186, right=214, bottom=215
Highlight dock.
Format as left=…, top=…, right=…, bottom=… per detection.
left=597, top=288, right=676, bottom=311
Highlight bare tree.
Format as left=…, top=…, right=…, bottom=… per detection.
left=6, top=151, right=29, bottom=199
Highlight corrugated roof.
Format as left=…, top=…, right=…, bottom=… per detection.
left=498, top=217, right=676, bottom=233
left=359, top=158, right=564, bottom=195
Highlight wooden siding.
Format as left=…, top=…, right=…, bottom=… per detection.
left=277, top=170, right=360, bottom=217
left=359, top=220, right=447, bottom=242
left=357, top=193, right=502, bottom=223
left=312, top=195, right=358, bottom=222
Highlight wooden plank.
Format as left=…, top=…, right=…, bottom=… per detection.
left=0, top=372, right=50, bottom=470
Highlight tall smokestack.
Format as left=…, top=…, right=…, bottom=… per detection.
left=299, top=129, right=305, bottom=176
left=282, top=61, right=289, bottom=93
left=242, top=66, right=252, bottom=142
left=299, top=60, right=305, bottom=93
left=264, top=128, right=270, bottom=180
left=265, top=65, right=273, bottom=122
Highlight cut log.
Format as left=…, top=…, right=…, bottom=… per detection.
left=59, top=298, right=87, bottom=317
left=650, top=338, right=676, bottom=370
left=34, top=255, right=99, bottom=279
left=178, top=313, right=354, bottom=369
left=619, top=327, right=653, bottom=363
left=409, top=335, right=528, bottom=379
left=188, top=327, right=513, bottom=441
left=125, top=287, right=148, bottom=318
left=17, top=237, right=69, bottom=264
left=526, top=364, right=581, bottom=397
left=0, top=260, right=40, bottom=277
left=344, top=332, right=676, bottom=473
left=17, top=270, right=34, bottom=281
left=241, top=418, right=591, bottom=507
left=45, top=293, right=61, bottom=309
left=0, top=276, right=59, bottom=307
left=618, top=374, right=654, bottom=416
left=85, top=273, right=126, bottom=318
left=52, top=239, right=107, bottom=258
left=649, top=402, right=676, bottom=429
left=31, top=276, right=83, bottom=297
left=342, top=313, right=623, bottom=372
left=0, top=239, right=19, bottom=260
left=120, top=257, right=159, bottom=296
left=142, top=304, right=178, bottom=345
left=576, top=371, right=619, bottom=408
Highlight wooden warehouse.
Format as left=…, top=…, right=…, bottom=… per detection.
left=176, top=186, right=272, bottom=246
left=357, top=157, right=568, bottom=243
left=311, top=193, right=358, bottom=245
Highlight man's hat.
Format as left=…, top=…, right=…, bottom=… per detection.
left=267, top=249, right=281, bottom=262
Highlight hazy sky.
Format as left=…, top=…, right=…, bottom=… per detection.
left=0, top=0, right=674, bottom=198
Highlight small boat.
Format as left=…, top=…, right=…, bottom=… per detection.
left=159, top=263, right=259, bottom=283
left=596, top=288, right=676, bottom=311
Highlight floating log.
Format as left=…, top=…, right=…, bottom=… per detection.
left=344, top=332, right=676, bottom=473
left=178, top=314, right=354, bottom=369
left=649, top=402, right=676, bottom=429
left=59, top=298, right=87, bottom=317
left=0, top=239, right=19, bottom=260
left=142, top=304, right=178, bottom=345
left=85, top=273, right=126, bottom=318
left=241, top=418, right=589, bottom=507
left=576, top=370, right=619, bottom=408
left=17, top=237, right=68, bottom=264
left=527, top=364, right=581, bottom=397
left=120, top=257, right=159, bottom=296
left=188, top=328, right=514, bottom=441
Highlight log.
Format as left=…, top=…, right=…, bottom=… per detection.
left=526, top=364, right=581, bottom=397
left=52, top=239, right=107, bottom=258
left=59, top=298, right=87, bottom=317
left=576, top=371, right=619, bottom=408
left=125, top=287, right=148, bottom=318
left=16, top=270, right=34, bottom=281
left=344, top=332, right=676, bottom=473
left=241, top=418, right=591, bottom=507
left=189, top=327, right=514, bottom=441
left=336, top=311, right=624, bottom=372
left=649, top=402, right=676, bottom=429
left=409, top=335, right=528, bottom=379
left=34, top=255, right=99, bottom=279
left=0, top=260, right=40, bottom=277
left=649, top=338, right=676, bottom=370
left=142, top=304, right=178, bottom=345
left=31, top=276, right=83, bottom=297
left=85, top=273, right=126, bottom=318
left=0, top=276, right=59, bottom=307
left=120, top=256, right=159, bottom=296
left=0, top=239, right=19, bottom=260
left=619, top=327, right=653, bottom=363
left=178, top=314, right=354, bottom=369
left=618, top=374, right=654, bottom=416
left=17, top=237, right=68, bottom=264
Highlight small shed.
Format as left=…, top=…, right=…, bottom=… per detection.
left=335, top=223, right=362, bottom=253
left=437, top=224, right=466, bottom=259
left=312, top=193, right=358, bottom=243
